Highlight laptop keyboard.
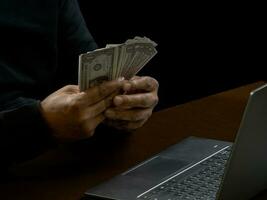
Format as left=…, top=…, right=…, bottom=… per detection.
left=138, top=147, right=231, bottom=200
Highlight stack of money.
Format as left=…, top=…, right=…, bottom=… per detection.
left=78, top=36, right=158, bottom=91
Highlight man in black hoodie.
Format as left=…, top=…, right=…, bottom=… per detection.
left=0, top=0, right=158, bottom=166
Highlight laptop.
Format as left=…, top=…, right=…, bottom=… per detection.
left=84, top=83, right=267, bottom=200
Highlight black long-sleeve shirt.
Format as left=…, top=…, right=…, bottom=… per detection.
left=0, top=0, right=98, bottom=166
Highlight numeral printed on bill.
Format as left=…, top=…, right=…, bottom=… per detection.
left=78, top=36, right=158, bottom=91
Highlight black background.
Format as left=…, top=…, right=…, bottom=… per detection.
left=78, top=1, right=264, bottom=110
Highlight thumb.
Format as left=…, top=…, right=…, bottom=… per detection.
left=60, top=85, right=80, bottom=93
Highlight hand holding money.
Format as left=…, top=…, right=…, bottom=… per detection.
left=104, top=76, right=159, bottom=131
left=40, top=80, right=124, bottom=142
left=79, top=36, right=158, bottom=91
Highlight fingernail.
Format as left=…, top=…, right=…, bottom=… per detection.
left=115, top=96, right=123, bottom=106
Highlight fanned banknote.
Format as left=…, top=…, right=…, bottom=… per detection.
left=79, top=36, right=157, bottom=91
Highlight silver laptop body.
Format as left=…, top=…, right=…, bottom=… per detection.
left=84, top=83, right=267, bottom=200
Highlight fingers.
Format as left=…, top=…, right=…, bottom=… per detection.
left=113, top=93, right=159, bottom=108
left=54, top=85, right=80, bottom=95
left=81, top=99, right=107, bottom=120
left=123, top=76, right=159, bottom=93
left=105, top=108, right=152, bottom=121
left=82, top=79, right=124, bottom=106
left=65, top=92, right=116, bottom=140
left=81, top=114, right=105, bottom=138
left=81, top=91, right=117, bottom=120
left=62, top=85, right=80, bottom=93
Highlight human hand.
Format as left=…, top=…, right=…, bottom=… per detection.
left=104, top=76, right=159, bottom=131
left=40, top=80, right=123, bottom=142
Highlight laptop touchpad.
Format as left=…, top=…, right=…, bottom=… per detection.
left=124, top=156, right=190, bottom=182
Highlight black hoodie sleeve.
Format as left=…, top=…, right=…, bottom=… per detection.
left=0, top=98, right=56, bottom=167
left=0, top=0, right=98, bottom=166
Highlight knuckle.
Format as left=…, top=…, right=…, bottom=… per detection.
left=144, top=77, right=158, bottom=90
left=64, top=85, right=75, bottom=91
left=144, top=77, right=154, bottom=90
left=131, top=80, right=138, bottom=88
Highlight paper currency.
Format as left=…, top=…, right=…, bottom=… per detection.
left=78, top=36, right=157, bottom=91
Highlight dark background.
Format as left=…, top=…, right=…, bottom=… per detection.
left=78, top=1, right=264, bottom=110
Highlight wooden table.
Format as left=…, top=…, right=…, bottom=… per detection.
left=0, top=81, right=266, bottom=200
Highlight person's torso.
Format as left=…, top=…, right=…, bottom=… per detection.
left=0, top=0, right=60, bottom=101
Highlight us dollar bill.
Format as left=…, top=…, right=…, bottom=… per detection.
left=78, top=36, right=158, bottom=91
left=79, top=47, right=114, bottom=91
